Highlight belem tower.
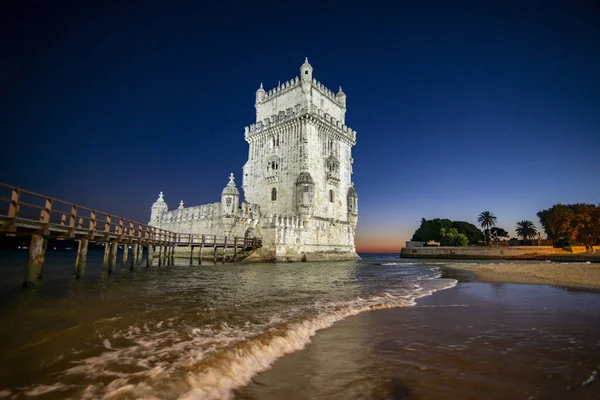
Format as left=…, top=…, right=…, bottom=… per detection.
left=149, top=59, right=359, bottom=262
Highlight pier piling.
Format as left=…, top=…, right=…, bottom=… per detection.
left=131, top=243, right=139, bottom=270
left=108, top=241, right=119, bottom=273
left=122, top=244, right=129, bottom=269
left=23, top=234, right=46, bottom=287
left=146, top=245, right=153, bottom=267
left=103, top=243, right=110, bottom=264
left=75, top=238, right=88, bottom=279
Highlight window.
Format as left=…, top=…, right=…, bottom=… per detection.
left=226, top=197, right=232, bottom=206
left=271, top=188, right=277, bottom=201
left=303, top=185, right=309, bottom=192
left=329, top=190, right=334, bottom=203
left=305, top=71, right=308, bottom=75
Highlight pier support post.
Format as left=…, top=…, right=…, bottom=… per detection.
left=223, top=236, right=227, bottom=263
left=158, top=245, right=163, bottom=266
left=75, top=238, right=89, bottom=279
left=103, top=242, right=110, bottom=264
left=214, top=246, right=218, bottom=263
left=146, top=245, right=153, bottom=267
left=137, top=243, right=143, bottom=266
left=121, top=244, right=129, bottom=269
left=23, top=234, right=46, bottom=287
left=189, top=245, right=194, bottom=265
left=171, top=245, right=175, bottom=265
left=108, top=241, right=119, bottom=274
left=131, top=243, right=139, bottom=270
left=233, top=237, right=238, bottom=261
left=199, top=235, right=204, bottom=266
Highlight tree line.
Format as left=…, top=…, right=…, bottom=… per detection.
left=411, top=203, right=599, bottom=247
left=537, top=204, right=600, bottom=247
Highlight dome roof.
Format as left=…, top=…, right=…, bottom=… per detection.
left=296, top=172, right=314, bottom=184
left=152, top=192, right=168, bottom=209
left=222, top=173, right=239, bottom=196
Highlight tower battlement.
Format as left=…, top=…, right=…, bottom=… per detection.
left=254, top=58, right=347, bottom=124
left=244, top=107, right=357, bottom=144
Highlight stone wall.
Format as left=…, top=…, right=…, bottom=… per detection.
left=400, top=246, right=567, bottom=260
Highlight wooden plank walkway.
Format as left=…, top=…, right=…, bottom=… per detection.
left=0, top=182, right=262, bottom=286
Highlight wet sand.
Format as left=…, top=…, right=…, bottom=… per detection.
left=447, top=262, right=600, bottom=289
left=237, top=282, right=600, bottom=400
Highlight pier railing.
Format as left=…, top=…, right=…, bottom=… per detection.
left=0, top=183, right=262, bottom=286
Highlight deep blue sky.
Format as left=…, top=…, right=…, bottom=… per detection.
left=2, top=0, right=599, bottom=252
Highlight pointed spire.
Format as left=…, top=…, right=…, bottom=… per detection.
left=157, top=191, right=164, bottom=201
left=178, top=200, right=184, bottom=209
left=229, top=172, right=235, bottom=184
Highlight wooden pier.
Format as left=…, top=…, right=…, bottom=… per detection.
left=0, top=183, right=262, bottom=287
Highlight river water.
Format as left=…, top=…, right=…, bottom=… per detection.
left=1, top=252, right=599, bottom=399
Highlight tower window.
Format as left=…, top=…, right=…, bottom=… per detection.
left=271, top=188, right=277, bottom=201
left=226, top=197, right=232, bottom=206
left=305, top=71, right=308, bottom=75
left=329, top=190, right=334, bottom=203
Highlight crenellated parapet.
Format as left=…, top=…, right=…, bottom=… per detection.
left=267, top=214, right=307, bottom=230
left=259, top=76, right=301, bottom=103
left=245, top=107, right=357, bottom=145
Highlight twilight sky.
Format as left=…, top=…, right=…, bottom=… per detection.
left=1, top=0, right=599, bottom=253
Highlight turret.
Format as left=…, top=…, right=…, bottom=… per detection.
left=221, top=173, right=240, bottom=216
left=336, top=86, right=346, bottom=109
left=347, top=186, right=358, bottom=229
left=255, top=83, right=265, bottom=105
left=295, top=172, right=315, bottom=221
left=300, top=57, right=313, bottom=82
left=150, top=192, right=168, bottom=225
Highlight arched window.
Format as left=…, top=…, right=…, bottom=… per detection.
left=329, top=190, right=334, bottom=203
left=271, top=188, right=277, bottom=201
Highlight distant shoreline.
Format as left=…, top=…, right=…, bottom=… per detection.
left=400, top=245, right=600, bottom=263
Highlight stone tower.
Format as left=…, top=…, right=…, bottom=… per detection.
left=242, top=59, right=359, bottom=260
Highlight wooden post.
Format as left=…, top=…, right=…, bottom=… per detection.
left=137, top=242, right=143, bottom=266
left=233, top=237, right=238, bottom=260
left=157, top=245, right=163, bottom=267
left=75, top=238, right=88, bottom=279
left=108, top=241, right=119, bottom=274
left=23, top=234, right=46, bottom=287
left=171, top=244, right=176, bottom=265
left=121, top=244, right=129, bottom=269
left=103, top=242, right=110, bottom=264
left=199, top=235, right=205, bottom=265
left=146, top=245, right=153, bottom=267
left=223, top=236, right=228, bottom=263
left=188, top=234, right=193, bottom=265
left=131, top=243, right=139, bottom=270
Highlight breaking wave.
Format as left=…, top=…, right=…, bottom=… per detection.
left=25, top=278, right=456, bottom=400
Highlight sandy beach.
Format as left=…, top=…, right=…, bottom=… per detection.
left=442, top=262, right=600, bottom=288
left=446, top=261, right=600, bottom=288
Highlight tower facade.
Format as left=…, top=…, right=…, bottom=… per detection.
left=149, top=59, right=359, bottom=262
left=242, top=59, right=359, bottom=260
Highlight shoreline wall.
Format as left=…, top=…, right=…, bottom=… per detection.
left=400, top=246, right=567, bottom=260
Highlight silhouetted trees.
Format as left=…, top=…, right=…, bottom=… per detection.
left=515, top=220, right=538, bottom=241
left=477, top=211, right=497, bottom=246
left=537, top=204, right=600, bottom=246
left=411, top=218, right=483, bottom=245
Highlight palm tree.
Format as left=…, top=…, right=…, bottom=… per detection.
left=515, top=220, right=538, bottom=242
left=477, top=211, right=497, bottom=246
